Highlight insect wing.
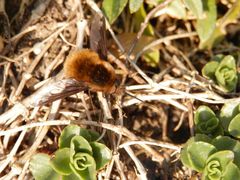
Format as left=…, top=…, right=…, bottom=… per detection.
left=30, top=78, right=87, bottom=106
left=90, top=13, right=107, bottom=60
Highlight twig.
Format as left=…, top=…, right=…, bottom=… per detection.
left=0, top=103, right=28, bottom=125
left=97, top=92, right=113, bottom=120
left=105, top=156, right=117, bottom=179
left=76, top=20, right=87, bottom=49
left=96, top=92, right=112, bottom=147
left=113, top=154, right=127, bottom=180
left=119, top=140, right=181, bottom=152
left=134, top=32, right=198, bottom=62
left=44, top=46, right=69, bottom=79
left=124, top=92, right=188, bottom=111
left=11, top=38, right=56, bottom=103
left=10, top=25, right=37, bottom=42
left=123, top=146, right=147, bottom=180
left=20, top=100, right=61, bottom=164
left=127, top=0, right=174, bottom=56
left=126, top=83, right=239, bottom=104
left=18, top=160, right=29, bottom=180
left=0, top=120, right=71, bottom=137
left=0, top=55, right=19, bottom=63
left=0, top=129, right=27, bottom=173
left=123, top=93, right=223, bottom=106
left=59, top=33, right=76, bottom=48
left=15, top=21, right=74, bottom=61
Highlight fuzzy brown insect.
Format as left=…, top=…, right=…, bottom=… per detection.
left=64, top=49, right=116, bottom=93
left=30, top=13, right=116, bottom=107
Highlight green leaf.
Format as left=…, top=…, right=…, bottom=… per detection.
left=192, top=134, right=213, bottom=143
left=131, top=5, right=159, bottom=67
left=222, top=162, right=240, bottom=180
left=219, top=102, right=240, bottom=131
left=143, top=49, right=160, bottom=67
left=59, top=125, right=92, bottom=148
left=196, top=0, right=217, bottom=49
left=186, top=134, right=213, bottom=146
left=229, top=114, right=240, bottom=138
left=59, top=125, right=80, bottom=148
left=203, top=162, right=240, bottom=180
left=50, top=148, right=72, bottom=175
left=70, top=136, right=93, bottom=158
left=203, top=160, right=221, bottom=179
left=77, top=129, right=94, bottom=142
left=199, top=1, right=240, bottom=49
left=194, top=106, right=219, bottom=134
left=133, top=5, right=154, bottom=36
left=215, top=55, right=237, bottom=92
left=194, top=106, right=216, bottom=124
left=202, top=61, right=219, bottom=81
left=145, top=0, right=164, bottom=6
left=62, top=173, right=81, bottom=180
left=188, top=142, right=217, bottom=172
left=219, top=1, right=240, bottom=27
left=207, top=150, right=234, bottom=169
left=211, top=126, right=224, bottom=137
left=129, top=0, right=143, bottom=14
left=184, top=0, right=203, bottom=19
left=180, top=146, right=192, bottom=170
left=181, top=141, right=217, bottom=172
left=29, top=153, right=60, bottom=180
left=90, top=142, right=112, bottom=170
left=203, top=150, right=234, bottom=180
left=216, top=55, right=236, bottom=80
left=102, top=0, right=128, bottom=24
left=87, top=130, right=101, bottom=142
left=69, top=153, right=96, bottom=180
left=197, top=117, right=219, bottom=134
left=201, top=54, right=225, bottom=81
left=180, top=134, right=212, bottom=171
left=114, top=33, right=157, bottom=52
left=71, top=152, right=95, bottom=171
left=212, top=136, right=240, bottom=168
left=212, top=54, right=225, bottom=62
left=165, top=0, right=186, bottom=19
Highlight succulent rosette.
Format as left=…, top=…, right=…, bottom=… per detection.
left=181, top=135, right=240, bottom=180
left=202, top=55, right=238, bottom=92
left=202, top=150, right=240, bottom=180
left=30, top=125, right=112, bottom=180
left=194, top=106, right=223, bottom=136
left=219, top=102, right=240, bottom=138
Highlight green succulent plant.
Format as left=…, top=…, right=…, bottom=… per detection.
left=181, top=102, right=240, bottom=179
left=29, top=125, right=112, bottom=180
left=202, top=150, right=240, bottom=180
left=219, top=102, right=240, bottom=138
left=181, top=135, right=240, bottom=180
left=194, top=106, right=223, bottom=136
left=202, top=55, right=238, bottom=92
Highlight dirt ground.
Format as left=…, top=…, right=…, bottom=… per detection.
left=0, top=0, right=239, bottom=179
